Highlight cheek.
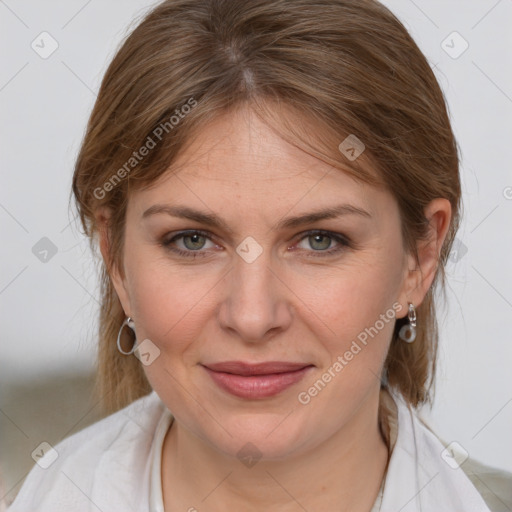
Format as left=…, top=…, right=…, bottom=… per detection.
left=305, top=254, right=404, bottom=334
left=298, top=254, right=404, bottom=388
left=126, top=264, right=214, bottom=398
left=125, top=251, right=218, bottom=359
left=295, top=274, right=400, bottom=415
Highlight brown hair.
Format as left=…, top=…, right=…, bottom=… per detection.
left=71, top=0, right=461, bottom=415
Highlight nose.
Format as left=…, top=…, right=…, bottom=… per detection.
left=218, top=246, right=293, bottom=343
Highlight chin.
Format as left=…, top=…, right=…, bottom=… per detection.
left=197, top=410, right=315, bottom=462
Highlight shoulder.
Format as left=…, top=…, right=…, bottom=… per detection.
left=382, top=388, right=512, bottom=511
left=414, top=410, right=512, bottom=512
left=7, top=390, right=167, bottom=512
left=461, top=456, right=512, bottom=512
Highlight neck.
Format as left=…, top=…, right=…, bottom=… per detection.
left=162, top=389, right=389, bottom=512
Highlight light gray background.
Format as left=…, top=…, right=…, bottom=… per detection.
left=1, top=0, right=511, bottom=483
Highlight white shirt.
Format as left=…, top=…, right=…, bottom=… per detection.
left=6, top=389, right=495, bottom=511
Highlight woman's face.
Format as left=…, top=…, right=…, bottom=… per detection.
left=109, top=105, right=418, bottom=460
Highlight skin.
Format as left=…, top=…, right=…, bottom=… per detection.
left=98, top=103, right=451, bottom=511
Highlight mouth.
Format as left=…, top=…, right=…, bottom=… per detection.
left=201, top=361, right=314, bottom=399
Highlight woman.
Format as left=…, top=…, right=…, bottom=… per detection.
left=7, top=0, right=512, bottom=510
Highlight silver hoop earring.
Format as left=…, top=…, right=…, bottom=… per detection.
left=398, top=303, right=417, bottom=343
left=117, top=316, right=137, bottom=355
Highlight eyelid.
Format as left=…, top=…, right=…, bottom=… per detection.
left=293, top=229, right=351, bottom=246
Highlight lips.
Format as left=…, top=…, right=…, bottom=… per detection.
left=201, top=361, right=314, bottom=399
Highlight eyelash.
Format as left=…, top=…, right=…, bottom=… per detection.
left=161, top=229, right=351, bottom=259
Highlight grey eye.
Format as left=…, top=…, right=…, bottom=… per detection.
left=301, top=234, right=334, bottom=251
left=181, top=233, right=208, bottom=250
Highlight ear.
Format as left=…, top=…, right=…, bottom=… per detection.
left=95, top=206, right=134, bottom=318
left=396, top=198, right=452, bottom=317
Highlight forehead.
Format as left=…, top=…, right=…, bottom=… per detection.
left=127, top=104, right=394, bottom=226
left=145, top=105, right=373, bottom=189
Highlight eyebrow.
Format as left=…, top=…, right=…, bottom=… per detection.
left=141, top=203, right=371, bottom=231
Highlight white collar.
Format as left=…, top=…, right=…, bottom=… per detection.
left=378, top=389, right=491, bottom=511
left=149, top=405, right=172, bottom=512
